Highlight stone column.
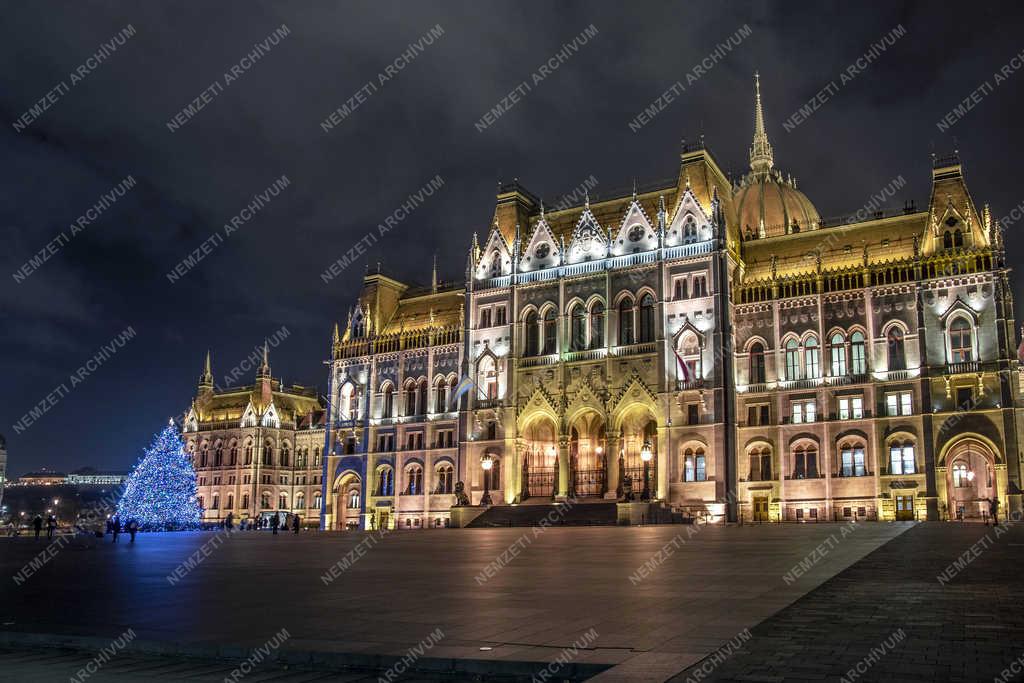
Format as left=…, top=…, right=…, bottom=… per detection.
left=606, top=435, right=620, bottom=499
left=657, top=424, right=670, bottom=500
left=557, top=435, right=570, bottom=499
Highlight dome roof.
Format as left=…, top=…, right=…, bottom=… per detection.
left=735, top=73, right=820, bottom=239
left=735, top=171, right=820, bottom=238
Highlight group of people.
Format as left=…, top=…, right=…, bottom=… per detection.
left=23, top=514, right=58, bottom=540
left=222, top=511, right=300, bottom=535
left=105, top=517, right=139, bottom=543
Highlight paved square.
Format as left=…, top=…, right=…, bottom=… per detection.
left=0, top=523, right=910, bottom=680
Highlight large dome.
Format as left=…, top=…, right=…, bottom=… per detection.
left=735, top=171, right=820, bottom=239
left=735, top=72, right=820, bottom=239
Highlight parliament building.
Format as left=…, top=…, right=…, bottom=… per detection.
left=184, top=76, right=1024, bottom=529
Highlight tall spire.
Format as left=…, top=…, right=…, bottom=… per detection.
left=198, top=350, right=213, bottom=392
left=257, top=342, right=270, bottom=379
left=749, top=72, right=774, bottom=176
left=431, top=253, right=438, bottom=293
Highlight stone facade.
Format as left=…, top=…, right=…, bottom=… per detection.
left=182, top=349, right=326, bottom=526
left=193, top=76, right=1024, bottom=529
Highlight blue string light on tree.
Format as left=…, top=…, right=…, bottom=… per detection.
left=117, top=419, right=203, bottom=531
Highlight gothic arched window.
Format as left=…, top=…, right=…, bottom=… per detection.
left=619, top=297, right=634, bottom=346
left=638, top=294, right=655, bottom=343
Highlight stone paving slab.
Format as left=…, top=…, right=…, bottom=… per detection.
left=0, top=523, right=910, bottom=681
left=667, top=523, right=1024, bottom=683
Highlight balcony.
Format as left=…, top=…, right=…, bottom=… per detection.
left=946, top=361, right=980, bottom=375
left=676, top=379, right=706, bottom=391
left=519, top=354, right=558, bottom=368
left=565, top=348, right=606, bottom=362
left=473, top=398, right=503, bottom=410
left=613, top=341, right=657, bottom=357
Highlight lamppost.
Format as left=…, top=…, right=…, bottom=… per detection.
left=480, top=454, right=493, bottom=506
left=640, top=440, right=653, bottom=502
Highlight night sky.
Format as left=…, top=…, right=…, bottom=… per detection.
left=3, top=1, right=1024, bottom=478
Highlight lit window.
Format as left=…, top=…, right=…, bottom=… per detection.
left=886, top=392, right=913, bottom=416
left=949, top=318, right=973, bottom=363
left=792, top=400, right=816, bottom=424
left=839, top=397, right=864, bottom=420
left=889, top=442, right=915, bottom=475
left=830, top=333, right=846, bottom=377
left=840, top=443, right=866, bottom=477
left=805, top=336, right=820, bottom=379
left=952, top=462, right=970, bottom=487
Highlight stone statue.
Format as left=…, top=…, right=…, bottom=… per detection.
left=453, top=481, right=470, bottom=506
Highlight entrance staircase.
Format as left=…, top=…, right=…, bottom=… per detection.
left=466, top=499, right=618, bottom=527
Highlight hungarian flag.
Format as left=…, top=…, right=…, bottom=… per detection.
left=674, top=347, right=694, bottom=383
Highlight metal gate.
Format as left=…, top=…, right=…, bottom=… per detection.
left=522, top=448, right=555, bottom=498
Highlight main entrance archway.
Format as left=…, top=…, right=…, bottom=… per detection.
left=569, top=410, right=606, bottom=497
left=616, top=405, right=658, bottom=500
left=333, top=472, right=362, bottom=530
left=943, top=437, right=997, bottom=521
left=521, top=415, right=557, bottom=499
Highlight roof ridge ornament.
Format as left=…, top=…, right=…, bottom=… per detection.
left=749, top=72, right=774, bottom=176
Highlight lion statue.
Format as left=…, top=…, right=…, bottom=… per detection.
left=453, top=481, right=471, bottom=507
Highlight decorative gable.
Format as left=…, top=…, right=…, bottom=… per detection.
left=240, top=401, right=259, bottom=428
left=261, top=402, right=281, bottom=428
left=666, top=187, right=713, bottom=247
left=520, top=217, right=561, bottom=271
left=476, top=223, right=513, bottom=280
left=566, top=209, right=608, bottom=264
left=611, top=200, right=657, bottom=256
left=183, top=407, right=198, bottom=433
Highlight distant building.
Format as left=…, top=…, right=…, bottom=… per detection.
left=65, top=468, right=127, bottom=486
left=14, top=468, right=66, bottom=486
left=182, top=348, right=327, bottom=526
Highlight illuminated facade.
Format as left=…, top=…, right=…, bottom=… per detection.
left=182, top=349, right=326, bottom=526
left=209, top=75, right=1024, bottom=528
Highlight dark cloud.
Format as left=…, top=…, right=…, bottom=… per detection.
left=3, top=0, right=1024, bottom=475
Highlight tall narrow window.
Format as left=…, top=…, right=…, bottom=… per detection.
left=542, top=309, right=557, bottom=354
left=589, top=302, right=605, bottom=348
left=382, top=385, right=394, bottom=418
left=619, top=298, right=634, bottom=346
left=524, top=312, right=539, bottom=356
left=480, top=308, right=491, bottom=328
left=805, top=336, right=820, bottom=379
left=887, top=328, right=906, bottom=371
left=785, top=339, right=800, bottom=380
left=850, top=331, right=866, bottom=375
left=830, top=333, right=846, bottom=377
left=413, top=380, right=425, bottom=415
left=749, top=342, right=766, bottom=384
left=638, top=294, right=655, bottom=343
left=570, top=305, right=586, bottom=351
left=949, top=318, right=972, bottom=362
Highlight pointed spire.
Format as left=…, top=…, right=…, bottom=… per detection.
left=198, top=350, right=213, bottom=392
left=749, top=72, right=774, bottom=176
left=332, top=322, right=340, bottom=345
left=632, top=178, right=638, bottom=201
left=431, top=253, right=438, bottom=293
left=539, top=199, right=546, bottom=221
left=257, top=342, right=270, bottom=380
left=584, top=190, right=590, bottom=210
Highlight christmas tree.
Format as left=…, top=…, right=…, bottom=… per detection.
left=117, top=419, right=203, bottom=531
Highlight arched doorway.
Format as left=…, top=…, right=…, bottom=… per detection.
left=569, top=411, right=607, bottom=497
left=521, top=415, right=557, bottom=499
left=617, top=405, right=658, bottom=501
left=333, top=472, right=362, bottom=530
left=944, top=438, right=997, bottom=521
